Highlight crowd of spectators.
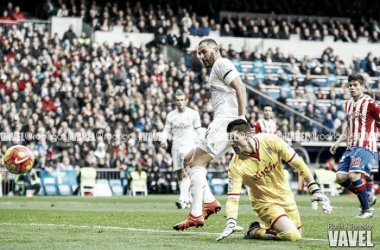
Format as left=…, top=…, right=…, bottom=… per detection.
left=21, top=0, right=380, bottom=44
left=1, top=1, right=380, bottom=194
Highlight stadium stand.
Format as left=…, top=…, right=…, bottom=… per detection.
left=0, top=0, right=380, bottom=196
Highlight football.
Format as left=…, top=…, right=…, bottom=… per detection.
left=3, top=145, right=34, bottom=175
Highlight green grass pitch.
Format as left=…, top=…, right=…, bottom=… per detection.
left=0, top=195, right=379, bottom=249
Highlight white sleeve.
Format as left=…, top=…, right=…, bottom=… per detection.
left=193, top=110, right=202, bottom=129
left=213, top=58, right=240, bottom=85
left=161, top=113, right=172, bottom=141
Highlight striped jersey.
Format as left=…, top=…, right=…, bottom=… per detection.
left=254, top=118, right=277, bottom=134
left=344, top=95, right=380, bottom=152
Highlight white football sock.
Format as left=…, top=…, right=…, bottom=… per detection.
left=190, top=166, right=207, bottom=217
left=179, top=177, right=190, bottom=203
left=203, top=181, right=216, bottom=203
left=177, top=180, right=182, bottom=201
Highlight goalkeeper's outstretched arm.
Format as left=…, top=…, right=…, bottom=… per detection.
left=274, top=135, right=332, bottom=215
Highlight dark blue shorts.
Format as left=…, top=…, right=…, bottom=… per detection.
left=337, top=147, right=373, bottom=177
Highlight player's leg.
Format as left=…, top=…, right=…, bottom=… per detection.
left=366, top=173, right=377, bottom=207
left=176, top=168, right=190, bottom=209
left=188, top=148, right=213, bottom=216
left=173, top=118, right=231, bottom=230
left=273, top=217, right=302, bottom=241
left=244, top=204, right=301, bottom=241
left=336, top=151, right=357, bottom=194
left=348, top=148, right=373, bottom=218
left=176, top=147, right=193, bottom=209
left=183, top=149, right=194, bottom=204
left=172, top=148, right=184, bottom=208
left=366, top=173, right=375, bottom=194
left=366, top=152, right=378, bottom=207
left=173, top=147, right=212, bottom=230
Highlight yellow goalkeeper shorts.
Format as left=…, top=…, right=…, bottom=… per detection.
left=253, top=202, right=302, bottom=230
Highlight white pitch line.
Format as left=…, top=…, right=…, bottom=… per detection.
left=0, top=223, right=338, bottom=242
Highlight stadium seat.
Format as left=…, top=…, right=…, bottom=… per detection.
left=93, top=182, right=113, bottom=197
left=357, top=37, right=369, bottom=44
left=211, top=178, right=226, bottom=195
left=44, top=185, right=58, bottom=196
left=323, top=35, right=334, bottom=42
left=109, top=179, right=124, bottom=196
left=110, top=185, right=123, bottom=196
left=96, top=179, right=109, bottom=184
left=43, top=177, right=56, bottom=185
left=131, top=179, right=148, bottom=196
left=58, top=184, right=72, bottom=196
left=319, top=179, right=340, bottom=196
left=212, top=184, right=225, bottom=195
left=289, top=34, right=300, bottom=41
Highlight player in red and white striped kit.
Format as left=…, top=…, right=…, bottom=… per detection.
left=330, top=74, right=380, bottom=218
left=254, top=105, right=277, bottom=134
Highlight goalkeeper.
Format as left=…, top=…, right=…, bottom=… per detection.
left=216, top=119, right=332, bottom=242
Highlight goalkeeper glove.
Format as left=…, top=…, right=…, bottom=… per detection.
left=308, top=182, right=333, bottom=215
left=216, top=218, right=243, bottom=241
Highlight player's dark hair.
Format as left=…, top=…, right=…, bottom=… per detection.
left=348, top=74, right=365, bottom=85
left=227, top=119, right=252, bottom=133
left=198, top=38, right=218, bottom=48
left=263, top=104, right=273, bottom=110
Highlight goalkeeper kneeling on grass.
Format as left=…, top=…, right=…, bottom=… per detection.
left=216, top=119, right=332, bottom=242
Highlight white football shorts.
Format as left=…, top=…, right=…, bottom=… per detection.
left=172, top=145, right=195, bottom=171
left=197, top=117, right=236, bottom=162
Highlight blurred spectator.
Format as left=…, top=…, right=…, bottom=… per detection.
left=11, top=6, right=25, bottom=25
left=177, top=31, right=190, bottom=52
left=220, top=23, right=234, bottom=37
left=325, top=157, right=338, bottom=172
left=62, top=25, right=77, bottom=43
left=57, top=4, right=69, bottom=17
left=127, top=162, right=147, bottom=194
left=43, top=0, right=55, bottom=18
left=14, top=169, right=41, bottom=196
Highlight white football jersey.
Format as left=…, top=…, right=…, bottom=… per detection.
left=162, top=107, right=202, bottom=148
left=209, top=58, right=240, bottom=118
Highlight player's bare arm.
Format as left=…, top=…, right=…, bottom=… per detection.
left=230, top=77, right=247, bottom=118
left=330, top=126, right=348, bottom=154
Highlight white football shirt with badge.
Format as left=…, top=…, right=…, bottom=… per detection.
left=209, top=58, right=240, bottom=119
left=162, top=107, right=202, bottom=148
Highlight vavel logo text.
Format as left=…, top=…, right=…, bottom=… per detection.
left=328, top=223, right=374, bottom=247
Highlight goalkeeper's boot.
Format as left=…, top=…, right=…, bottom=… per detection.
left=244, top=221, right=278, bottom=240
left=202, top=200, right=221, bottom=220
left=355, top=209, right=373, bottom=219
left=244, top=221, right=262, bottom=239
left=173, top=213, right=204, bottom=231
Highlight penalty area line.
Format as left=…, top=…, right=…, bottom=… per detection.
left=0, top=222, right=329, bottom=241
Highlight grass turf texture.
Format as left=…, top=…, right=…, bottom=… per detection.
left=0, top=195, right=378, bottom=250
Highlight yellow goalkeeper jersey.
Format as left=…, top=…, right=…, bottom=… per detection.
left=226, top=133, right=311, bottom=219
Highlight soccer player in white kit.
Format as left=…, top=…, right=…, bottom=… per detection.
left=161, top=90, right=203, bottom=209
left=173, top=38, right=246, bottom=230
left=254, top=105, right=277, bottom=134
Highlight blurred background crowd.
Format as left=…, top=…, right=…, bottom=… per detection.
left=0, top=0, right=380, bottom=195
